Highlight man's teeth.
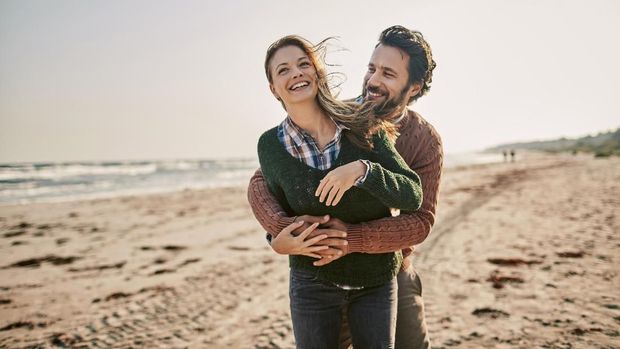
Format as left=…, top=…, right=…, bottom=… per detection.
left=290, top=82, right=309, bottom=90
left=368, top=91, right=383, bottom=97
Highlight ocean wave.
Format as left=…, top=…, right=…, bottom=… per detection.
left=0, top=163, right=158, bottom=181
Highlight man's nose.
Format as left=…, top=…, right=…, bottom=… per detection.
left=366, top=72, right=380, bottom=87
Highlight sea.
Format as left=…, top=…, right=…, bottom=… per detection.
left=0, top=152, right=502, bottom=205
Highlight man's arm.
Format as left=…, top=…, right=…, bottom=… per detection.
left=247, top=169, right=297, bottom=238
left=344, top=124, right=443, bottom=254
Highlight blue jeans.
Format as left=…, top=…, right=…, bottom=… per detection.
left=338, top=264, right=431, bottom=349
left=289, top=268, right=397, bottom=349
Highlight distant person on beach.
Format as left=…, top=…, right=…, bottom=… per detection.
left=503, top=150, right=508, bottom=162
left=255, top=33, right=424, bottom=348
left=249, top=26, right=442, bottom=349
left=510, top=149, right=516, bottom=162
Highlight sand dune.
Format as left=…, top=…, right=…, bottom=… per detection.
left=0, top=153, right=618, bottom=348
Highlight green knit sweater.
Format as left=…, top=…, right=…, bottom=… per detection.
left=257, top=127, right=423, bottom=287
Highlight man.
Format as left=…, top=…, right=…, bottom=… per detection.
left=248, top=25, right=442, bottom=349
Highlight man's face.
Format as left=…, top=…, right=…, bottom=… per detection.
left=362, top=44, right=420, bottom=109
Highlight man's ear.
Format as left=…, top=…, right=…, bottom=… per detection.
left=269, top=84, right=280, bottom=100
left=408, top=82, right=422, bottom=100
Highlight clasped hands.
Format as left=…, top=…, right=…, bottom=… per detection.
left=270, top=161, right=366, bottom=266
left=270, top=214, right=348, bottom=267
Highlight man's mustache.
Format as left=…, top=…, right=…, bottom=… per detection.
left=366, top=85, right=387, bottom=96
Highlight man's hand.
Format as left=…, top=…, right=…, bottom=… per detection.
left=271, top=221, right=328, bottom=258
left=312, top=217, right=349, bottom=266
left=321, top=217, right=347, bottom=231
left=291, top=215, right=330, bottom=236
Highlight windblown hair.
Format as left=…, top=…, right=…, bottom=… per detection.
left=264, top=35, right=399, bottom=149
left=378, top=25, right=436, bottom=103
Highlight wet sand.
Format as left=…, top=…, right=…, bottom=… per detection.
left=0, top=153, right=618, bottom=348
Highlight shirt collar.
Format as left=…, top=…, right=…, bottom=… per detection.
left=283, top=116, right=345, bottom=147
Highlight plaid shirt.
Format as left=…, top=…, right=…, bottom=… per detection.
left=277, top=116, right=345, bottom=170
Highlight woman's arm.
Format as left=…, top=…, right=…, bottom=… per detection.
left=316, top=130, right=422, bottom=210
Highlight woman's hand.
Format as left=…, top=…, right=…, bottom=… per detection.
left=315, top=160, right=366, bottom=206
left=271, top=221, right=329, bottom=258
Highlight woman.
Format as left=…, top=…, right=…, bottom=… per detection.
left=257, top=35, right=422, bottom=349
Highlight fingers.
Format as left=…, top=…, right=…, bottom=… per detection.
left=281, top=220, right=305, bottom=235
left=298, top=222, right=320, bottom=240
left=320, top=219, right=345, bottom=230
left=315, top=176, right=328, bottom=197
left=331, top=188, right=346, bottom=206
left=304, top=245, right=330, bottom=252
left=313, top=255, right=341, bottom=266
left=325, top=186, right=341, bottom=206
left=305, top=228, right=346, bottom=240
left=315, top=247, right=344, bottom=257
left=299, top=215, right=330, bottom=224
left=303, top=233, right=329, bottom=247
left=310, top=238, right=348, bottom=247
left=318, top=181, right=335, bottom=203
left=312, top=248, right=344, bottom=266
left=301, top=253, right=322, bottom=259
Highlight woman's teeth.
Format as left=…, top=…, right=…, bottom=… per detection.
left=290, top=82, right=309, bottom=90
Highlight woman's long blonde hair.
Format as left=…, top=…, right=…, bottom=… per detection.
left=264, top=35, right=400, bottom=149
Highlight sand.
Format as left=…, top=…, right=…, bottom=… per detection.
left=0, top=153, right=618, bottom=348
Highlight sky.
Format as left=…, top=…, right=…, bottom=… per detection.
left=0, top=0, right=618, bottom=163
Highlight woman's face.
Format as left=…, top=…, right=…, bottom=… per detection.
left=268, top=45, right=318, bottom=107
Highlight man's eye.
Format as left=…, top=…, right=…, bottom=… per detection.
left=368, top=67, right=375, bottom=73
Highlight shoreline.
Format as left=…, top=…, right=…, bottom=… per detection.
left=0, top=151, right=521, bottom=207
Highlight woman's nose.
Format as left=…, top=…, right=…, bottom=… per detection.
left=292, top=67, right=304, bottom=78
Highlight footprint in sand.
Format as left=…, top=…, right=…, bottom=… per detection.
left=3, top=230, right=26, bottom=238
left=4, top=255, right=82, bottom=268
left=487, top=270, right=524, bottom=289
left=557, top=251, right=585, bottom=258
left=472, top=307, right=510, bottom=319
left=0, top=320, right=48, bottom=331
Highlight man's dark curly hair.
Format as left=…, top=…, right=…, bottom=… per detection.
left=378, top=25, right=436, bottom=103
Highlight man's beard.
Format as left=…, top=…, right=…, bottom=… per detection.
left=362, top=84, right=409, bottom=121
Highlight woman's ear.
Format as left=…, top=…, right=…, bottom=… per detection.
left=270, top=84, right=281, bottom=100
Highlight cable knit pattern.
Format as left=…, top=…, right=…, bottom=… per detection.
left=247, top=110, right=443, bottom=269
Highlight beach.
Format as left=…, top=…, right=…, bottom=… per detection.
left=0, top=153, right=618, bottom=348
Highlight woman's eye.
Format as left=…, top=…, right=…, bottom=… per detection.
left=300, top=62, right=311, bottom=67
left=278, top=68, right=288, bottom=75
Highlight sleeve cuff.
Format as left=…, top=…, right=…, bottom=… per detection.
left=344, top=223, right=364, bottom=253
left=354, top=159, right=371, bottom=186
